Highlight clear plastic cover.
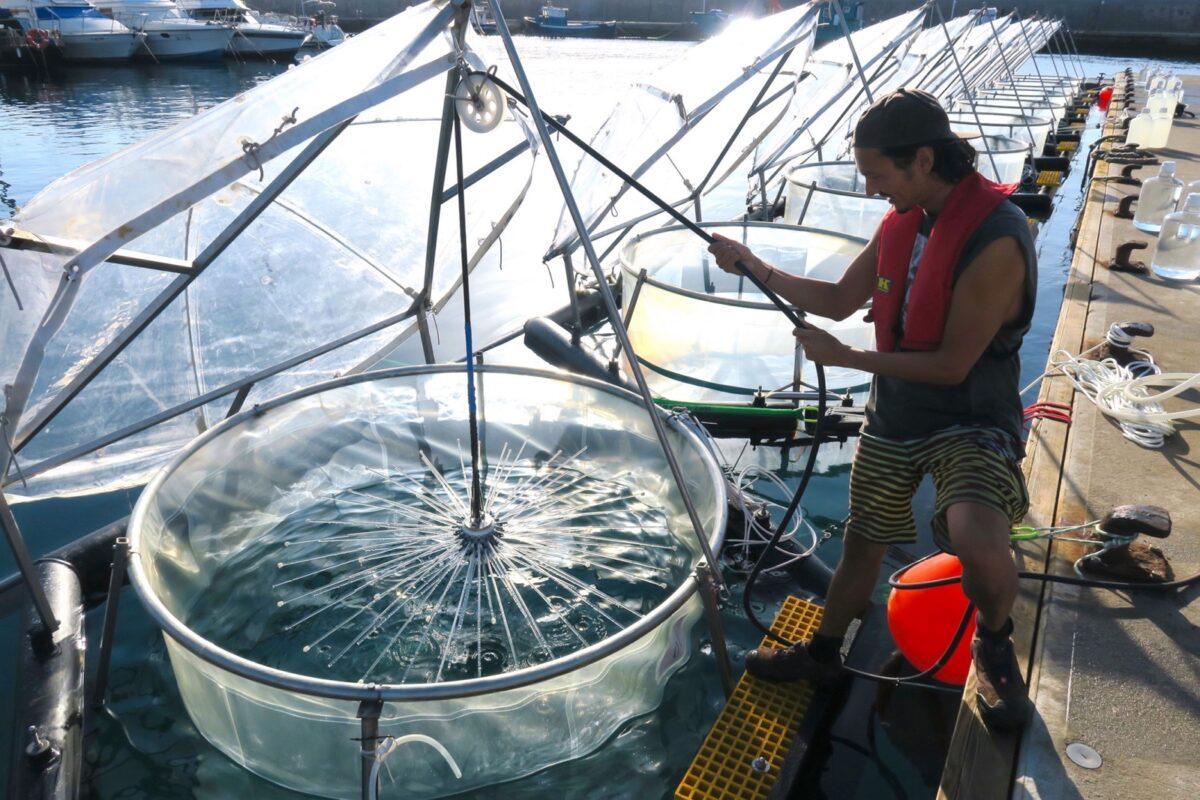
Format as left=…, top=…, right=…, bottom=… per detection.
left=619, top=223, right=872, bottom=401
left=947, top=110, right=1053, bottom=154
left=2, top=4, right=540, bottom=502
left=130, top=367, right=726, bottom=799
left=548, top=4, right=818, bottom=254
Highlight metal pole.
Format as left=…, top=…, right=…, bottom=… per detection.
left=419, top=69, right=460, bottom=365
left=0, top=492, right=58, bottom=634
left=1057, top=23, right=1083, bottom=80
left=696, top=563, right=734, bottom=697
left=1013, top=12, right=1049, bottom=92
left=832, top=0, right=873, bottom=104
left=985, top=15, right=1037, bottom=150
left=91, top=536, right=129, bottom=706
left=1065, top=26, right=1087, bottom=79
left=935, top=4, right=1000, bottom=180
left=485, top=0, right=725, bottom=593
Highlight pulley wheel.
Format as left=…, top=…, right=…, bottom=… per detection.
left=455, top=73, right=504, bottom=134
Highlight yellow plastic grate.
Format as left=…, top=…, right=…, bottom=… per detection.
left=675, top=596, right=823, bottom=800
left=1036, top=170, right=1064, bottom=187
left=1056, top=140, right=1079, bottom=153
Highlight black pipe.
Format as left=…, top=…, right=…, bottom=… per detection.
left=6, top=559, right=85, bottom=800
left=523, top=316, right=632, bottom=390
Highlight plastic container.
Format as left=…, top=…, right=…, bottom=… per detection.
left=1125, top=108, right=1154, bottom=147
left=1152, top=193, right=1200, bottom=281
left=1133, top=161, right=1183, bottom=234
left=1145, top=92, right=1175, bottom=149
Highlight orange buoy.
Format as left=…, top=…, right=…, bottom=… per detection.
left=886, top=553, right=975, bottom=685
left=1097, top=86, right=1114, bottom=111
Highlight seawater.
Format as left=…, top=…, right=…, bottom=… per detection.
left=2, top=46, right=1199, bottom=799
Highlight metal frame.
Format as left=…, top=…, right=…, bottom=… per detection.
left=126, top=363, right=729, bottom=703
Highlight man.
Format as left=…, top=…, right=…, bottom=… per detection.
left=708, top=89, right=1036, bottom=731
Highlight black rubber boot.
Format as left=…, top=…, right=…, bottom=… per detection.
left=972, top=617, right=1033, bottom=732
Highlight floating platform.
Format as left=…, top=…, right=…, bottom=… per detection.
left=676, top=595, right=824, bottom=800
left=940, top=74, right=1200, bottom=799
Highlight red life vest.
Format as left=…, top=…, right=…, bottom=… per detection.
left=872, top=172, right=1016, bottom=353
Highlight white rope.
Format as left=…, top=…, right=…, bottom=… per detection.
left=1041, top=323, right=1200, bottom=449
left=366, top=734, right=462, bottom=800
left=723, top=463, right=821, bottom=571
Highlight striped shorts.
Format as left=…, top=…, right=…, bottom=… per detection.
left=846, top=427, right=1030, bottom=550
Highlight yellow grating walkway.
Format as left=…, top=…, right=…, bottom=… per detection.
left=675, top=596, right=823, bottom=800
left=1056, top=140, right=1079, bottom=153
left=1036, top=170, right=1064, bottom=187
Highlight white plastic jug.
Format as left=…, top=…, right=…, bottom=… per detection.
left=1133, top=161, right=1183, bottom=234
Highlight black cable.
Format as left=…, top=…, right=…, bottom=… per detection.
left=889, top=548, right=1200, bottom=592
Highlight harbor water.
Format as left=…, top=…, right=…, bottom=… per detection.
left=1, top=37, right=1199, bottom=800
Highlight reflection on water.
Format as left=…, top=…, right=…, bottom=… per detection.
left=0, top=62, right=286, bottom=208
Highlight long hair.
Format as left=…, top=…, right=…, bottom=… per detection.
left=880, top=138, right=978, bottom=183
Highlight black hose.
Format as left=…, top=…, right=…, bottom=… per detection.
left=889, top=549, right=1200, bottom=592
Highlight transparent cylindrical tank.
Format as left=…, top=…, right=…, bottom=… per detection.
left=1134, top=161, right=1183, bottom=234
left=128, top=366, right=728, bottom=799
left=1126, top=108, right=1154, bottom=147
left=946, top=111, right=1053, bottom=154
left=975, top=134, right=1031, bottom=185
left=782, top=160, right=889, bottom=239
left=619, top=222, right=872, bottom=401
left=954, top=97, right=1065, bottom=128
left=1152, top=193, right=1200, bottom=281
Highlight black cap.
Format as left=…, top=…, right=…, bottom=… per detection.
left=853, top=88, right=972, bottom=148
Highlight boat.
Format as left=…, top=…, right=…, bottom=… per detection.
left=15, top=0, right=142, bottom=61
left=297, top=0, right=344, bottom=48
left=176, top=0, right=308, bottom=59
left=469, top=0, right=496, bottom=34
left=96, top=0, right=234, bottom=61
left=0, top=6, right=62, bottom=69
left=690, top=5, right=730, bottom=39
left=522, top=4, right=615, bottom=39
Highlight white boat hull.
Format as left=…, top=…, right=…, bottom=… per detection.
left=139, top=24, right=233, bottom=60
left=60, top=31, right=142, bottom=61
left=229, top=26, right=306, bottom=57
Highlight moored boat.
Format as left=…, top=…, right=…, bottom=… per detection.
left=18, top=0, right=142, bottom=61
left=98, top=0, right=233, bottom=61
left=177, top=0, right=307, bottom=59
left=523, top=4, right=615, bottom=39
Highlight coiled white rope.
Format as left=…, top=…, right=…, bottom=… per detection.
left=1030, top=323, right=1200, bottom=449
left=366, top=734, right=463, bottom=800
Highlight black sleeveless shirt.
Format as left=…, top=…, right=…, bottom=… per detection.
left=862, top=199, right=1037, bottom=450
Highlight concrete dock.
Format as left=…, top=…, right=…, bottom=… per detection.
left=940, top=75, right=1200, bottom=798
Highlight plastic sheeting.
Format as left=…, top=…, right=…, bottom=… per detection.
left=1, top=2, right=541, bottom=502
left=129, top=367, right=727, bottom=799
left=620, top=222, right=872, bottom=401
left=548, top=3, right=819, bottom=256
